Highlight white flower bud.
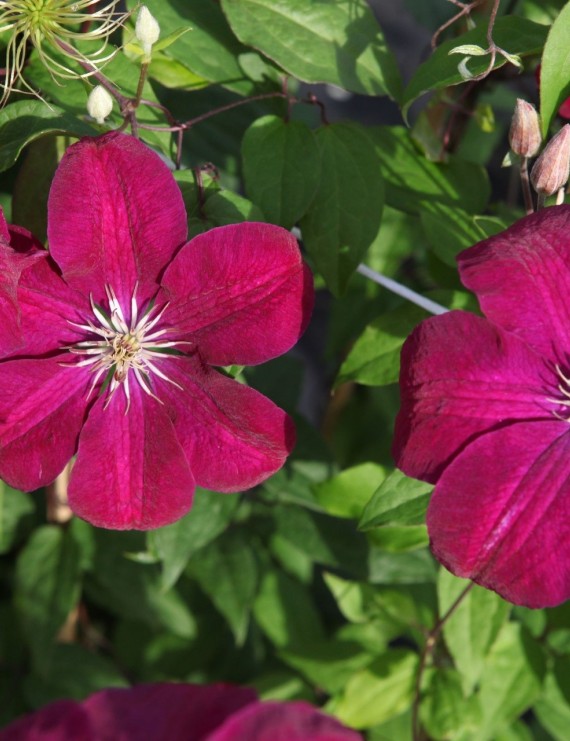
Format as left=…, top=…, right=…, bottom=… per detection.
left=87, top=85, right=113, bottom=125
left=136, top=5, right=160, bottom=58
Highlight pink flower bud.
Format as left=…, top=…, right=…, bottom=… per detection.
left=530, top=124, right=570, bottom=196
left=509, top=99, right=541, bottom=157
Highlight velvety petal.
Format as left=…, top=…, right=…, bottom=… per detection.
left=0, top=212, right=44, bottom=357
left=160, top=223, right=314, bottom=366
left=394, top=311, right=550, bottom=484
left=458, top=205, right=570, bottom=358
left=0, top=700, right=92, bottom=741
left=83, top=683, right=258, bottom=741
left=16, top=250, right=91, bottom=355
left=207, top=701, right=363, bottom=741
left=47, top=132, right=188, bottom=308
left=0, top=358, right=90, bottom=490
left=428, top=421, right=570, bottom=608
left=158, top=356, right=295, bottom=492
left=68, top=385, right=194, bottom=529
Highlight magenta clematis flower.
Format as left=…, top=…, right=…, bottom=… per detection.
left=0, top=132, right=313, bottom=529
left=0, top=682, right=362, bottom=740
left=394, top=205, right=570, bottom=608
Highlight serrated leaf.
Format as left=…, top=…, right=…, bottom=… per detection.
left=0, top=101, right=96, bottom=172
left=539, top=1, right=570, bottom=135
left=242, top=115, right=320, bottom=229
left=188, top=529, right=259, bottom=645
left=299, top=122, right=384, bottom=296
left=360, top=469, right=432, bottom=531
left=402, top=17, right=548, bottom=117
left=438, top=570, right=511, bottom=695
left=220, top=0, right=402, bottom=99
left=149, top=488, right=239, bottom=590
left=336, top=304, right=427, bottom=387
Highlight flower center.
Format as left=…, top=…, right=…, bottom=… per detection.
left=68, top=285, right=186, bottom=411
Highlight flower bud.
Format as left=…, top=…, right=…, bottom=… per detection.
left=509, top=99, right=541, bottom=158
left=87, top=85, right=113, bottom=125
left=530, top=124, right=570, bottom=196
left=135, top=5, right=160, bottom=58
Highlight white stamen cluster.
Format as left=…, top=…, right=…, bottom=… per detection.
left=549, top=364, right=570, bottom=421
left=69, top=285, right=184, bottom=411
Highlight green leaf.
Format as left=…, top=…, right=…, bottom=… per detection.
left=420, top=669, right=482, bottom=740
left=0, top=101, right=95, bottom=172
left=330, top=650, right=418, bottom=729
left=539, top=0, right=570, bottom=135
left=360, top=469, right=432, bottom=531
left=85, top=531, right=195, bottom=638
left=368, top=526, right=428, bottom=553
left=421, top=206, right=487, bottom=266
left=220, top=0, right=402, bottom=99
left=254, top=569, right=325, bottom=649
left=202, top=189, right=265, bottom=225
left=366, top=126, right=490, bottom=215
left=401, top=17, right=548, bottom=117
left=242, top=115, right=321, bottom=229
left=336, top=303, right=427, bottom=388
left=0, top=483, right=34, bottom=555
left=299, top=122, right=385, bottom=296
left=15, top=526, right=82, bottom=672
left=534, top=659, right=570, bottom=741
left=188, top=529, right=259, bottom=645
left=149, top=489, right=239, bottom=590
left=478, top=623, right=546, bottom=737
left=24, top=644, right=127, bottom=707
left=438, top=570, right=511, bottom=695
left=312, top=463, right=387, bottom=519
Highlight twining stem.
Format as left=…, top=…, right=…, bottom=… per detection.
left=432, top=0, right=486, bottom=49
left=412, top=582, right=475, bottom=741
left=520, top=157, right=534, bottom=215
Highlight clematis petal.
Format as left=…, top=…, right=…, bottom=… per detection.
left=0, top=700, right=92, bottom=741
left=394, top=310, right=550, bottom=484
left=0, top=208, right=44, bottom=357
left=158, top=356, right=295, bottom=492
left=84, top=683, right=258, bottom=740
left=0, top=358, right=89, bottom=490
left=458, top=205, right=570, bottom=358
left=47, top=132, right=188, bottom=308
left=428, top=421, right=570, bottom=608
left=160, top=223, right=314, bottom=366
left=68, top=386, right=194, bottom=529
left=17, top=251, right=90, bottom=355
left=207, top=700, right=363, bottom=741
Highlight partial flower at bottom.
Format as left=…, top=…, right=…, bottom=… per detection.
left=0, top=682, right=362, bottom=740
left=0, top=132, right=313, bottom=530
left=394, top=205, right=570, bottom=608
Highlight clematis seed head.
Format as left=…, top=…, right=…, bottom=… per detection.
left=530, top=124, right=570, bottom=196
left=87, top=85, right=113, bottom=124
left=135, top=5, right=160, bottom=59
left=509, top=99, right=541, bottom=158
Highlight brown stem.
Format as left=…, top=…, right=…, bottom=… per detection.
left=432, top=1, right=486, bottom=49
left=520, top=157, right=534, bottom=215
left=537, top=193, right=546, bottom=209
left=412, top=581, right=475, bottom=741
left=181, top=91, right=288, bottom=129
left=46, top=462, right=73, bottom=525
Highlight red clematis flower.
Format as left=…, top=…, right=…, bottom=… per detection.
left=0, top=683, right=362, bottom=740
left=394, top=205, right=570, bottom=608
left=0, top=132, right=313, bottom=530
